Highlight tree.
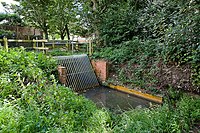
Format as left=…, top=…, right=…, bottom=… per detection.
left=77, top=0, right=148, bottom=45
left=14, top=0, right=52, bottom=39
left=0, top=12, right=23, bottom=38
left=49, top=0, right=77, bottom=40
left=0, top=13, right=22, bottom=25
left=14, top=0, right=84, bottom=40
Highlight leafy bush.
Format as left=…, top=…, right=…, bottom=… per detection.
left=113, top=94, right=200, bottom=133
left=0, top=48, right=199, bottom=132
left=0, top=29, right=14, bottom=38
left=93, top=0, right=200, bottom=91
left=191, top=46, right=200, bottom=89
left=0, top=48, right=111, bottom=132
left=93, top=38, right=161, bottom=92
left=47, top=48, right=72, bottom=56
left=93, top=38, right=160, bottom=64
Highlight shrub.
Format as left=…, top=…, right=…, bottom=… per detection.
left=0, top=48, right=111, bottom=132
left=113, top=95, right=200, bottom=133
left=0, top=48, right=199, bottom=132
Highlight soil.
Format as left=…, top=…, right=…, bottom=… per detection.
left=105, top=61, right=199, bottom=96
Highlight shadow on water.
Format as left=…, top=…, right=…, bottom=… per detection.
left=82, top=86, right=156, bottom=112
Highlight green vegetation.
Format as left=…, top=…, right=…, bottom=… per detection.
left=12, top=0, right=85, bottom=40
left=0, top=29, right=14, bottom=38
left=0, top=47, right=111, bottom=132
left=0, top=47, right=199, bottom=132
left=47, top=48, right=72, bottom=56
left=0, top=0, right=199, bottom=132
left=0, top=13, right=22, bottom=38
left=47, top=48, right=87, bottom=56
left=0, top=13, right=22, bottom=25
left=113, top=94, right=200, bottom=133
left=91, top=0, right=199, bottom=93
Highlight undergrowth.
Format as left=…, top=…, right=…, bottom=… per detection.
left=93, top=38, right=161, bottom=93
left=0, top=48, right=199, bottom=132
left=92, top=0, right=199, bottom=93
left=0, top=47, right=111, bottom=132
left=47, top=48, right=87, bottom=56
left=113, top=94, right=200, bottom=133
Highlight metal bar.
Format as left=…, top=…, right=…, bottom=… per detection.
left=55, top=55, right=99, bottom=92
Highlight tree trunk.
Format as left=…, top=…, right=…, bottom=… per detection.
left=44, top=31, right=48, bottom=40
left=91, top=0, right=98, bottom=11
left=43, top=22, right=49, bottom=40
left=91, top=0, right=100, bottom=46
left=43, top=27, right=48, bottom=40
left=61, top=34, right=65, bottom=40
left=65, top=24, right=70, bottom=41
left=65, top=24, right=71, bottom=50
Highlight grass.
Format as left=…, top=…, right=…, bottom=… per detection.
left=47, top=48, right=88, bottom=56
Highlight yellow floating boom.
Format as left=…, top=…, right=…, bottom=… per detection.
left=108, top=84, right=163, bottom=104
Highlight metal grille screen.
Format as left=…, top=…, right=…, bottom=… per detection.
left=56, top=55, right=99, bottom=91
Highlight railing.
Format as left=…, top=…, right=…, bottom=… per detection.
left=0, top=37, right=94, bottom=55
left=0, top=37, right=47, bottom=52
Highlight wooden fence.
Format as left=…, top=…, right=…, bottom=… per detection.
left=0, top=37, right=94, bottom=55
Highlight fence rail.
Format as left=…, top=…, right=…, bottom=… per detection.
left=0, top=37, right=94, bottom=55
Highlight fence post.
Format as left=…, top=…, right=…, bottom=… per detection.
left=66, top=40, right=70, bottom=50
left=89, top=41, right=93, bottom=56
left=42, top=42, right=45, bottom=48
left=52, top=39, right=55, bottom=48
left=33, top=39, right=36, bottom=48
left=76, top=42, right=79, bottom=51
left=86, top=42, right=89, bottom=54
left=71, top=42, right=74, bottom=54
left=57, top=66, right=67, bottom=84
left=3, top=37, right=8, bottom=52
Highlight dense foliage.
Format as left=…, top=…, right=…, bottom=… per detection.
left=0, top=48, right=111, bottom=132
left=0, top=29, right=14, bottom=38
left=0, top=13, right=22, bottom=25
left=92, top=0, right=200, bottom=92
left=0, top=48, right=199, bottom=132
left=113, top=94, right=200, bottom=133
left=0, top=13, right=22, bottom=38
left=12, top=0, right=85, bottom=40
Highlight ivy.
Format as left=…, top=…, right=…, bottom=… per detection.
left=93, top=0, right=200, bottom=92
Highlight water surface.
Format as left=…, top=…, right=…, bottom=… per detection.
left=83, top=86, right=154, bottom=111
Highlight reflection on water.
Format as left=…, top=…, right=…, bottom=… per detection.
left=82, top=86, right=154, bottom=111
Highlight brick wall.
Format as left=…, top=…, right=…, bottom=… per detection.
left=91, top=60, right=108, bottom=82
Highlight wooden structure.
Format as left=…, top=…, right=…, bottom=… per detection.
left=0, top=37, right=48, bottom=53
left=0, top=37, right=94, bottom=55
left=0, top=25, right=43, bottom=40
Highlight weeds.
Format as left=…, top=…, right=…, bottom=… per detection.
left=0, top=48, right=199, bottom=132
left=113, top=94, right=200, bottom=133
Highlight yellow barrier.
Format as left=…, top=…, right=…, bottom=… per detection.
left=3, top=37, right=8, bottom=52
left=108, top=84, right=163, bottom=104
left=7, top=39, right=47, bottom=43
left=0, top=37, right=48, bottom=52
left=0, top=38, right=94, bottom=55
